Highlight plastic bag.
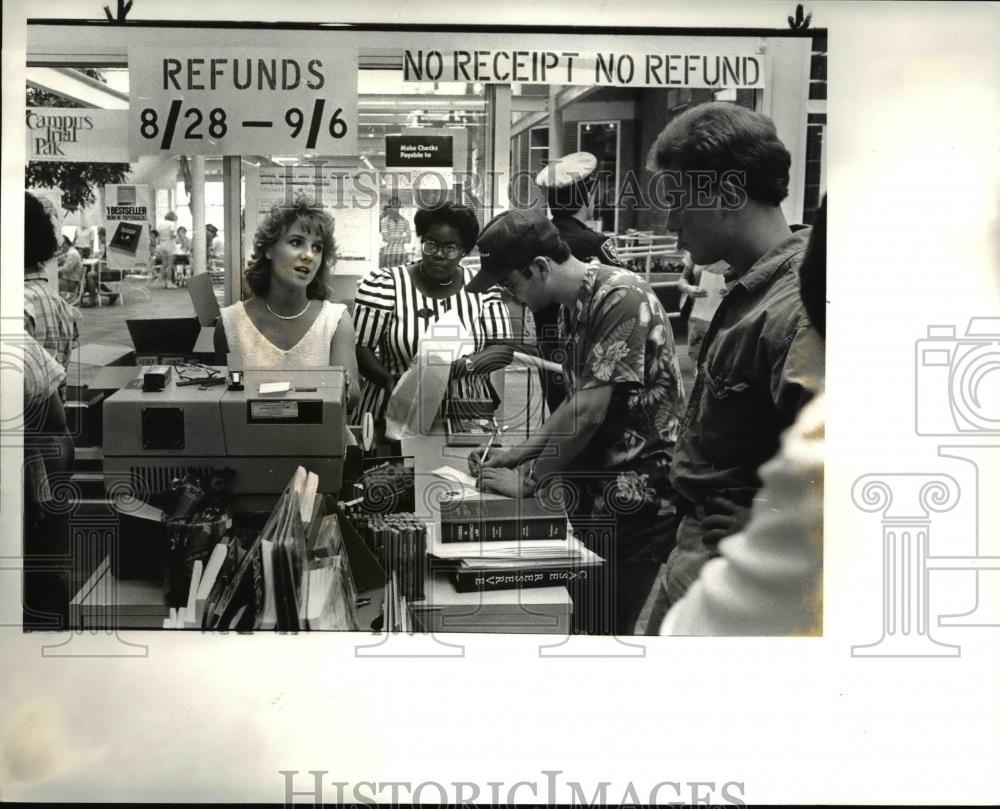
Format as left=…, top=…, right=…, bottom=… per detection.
left=385, top=310, right=475, bottom=439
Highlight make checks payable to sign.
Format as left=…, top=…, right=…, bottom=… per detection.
left=128, top=47, right=359, bottom=157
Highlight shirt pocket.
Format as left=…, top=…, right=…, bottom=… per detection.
left=697, top=363, right=756, bottom=461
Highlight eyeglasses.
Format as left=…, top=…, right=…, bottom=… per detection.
left=497, top=274, right=521, bottom=293
left=497, top=268, right=534, bottom=295
left=421, top=239, right=464, bottom=260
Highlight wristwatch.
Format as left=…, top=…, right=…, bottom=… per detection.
left=464, top=357, right=475, bottom=375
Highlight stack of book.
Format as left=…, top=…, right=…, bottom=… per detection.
left=430, top=474, right=605, bottom=593
left=439, top=491, right=567, bottom=543
left=448, top=538, right=603, bottom=592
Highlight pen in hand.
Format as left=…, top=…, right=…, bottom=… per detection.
left=479, top=422, right=508, bottom=468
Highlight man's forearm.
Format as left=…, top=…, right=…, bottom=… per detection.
left=512, top=386, right=613, bottom=474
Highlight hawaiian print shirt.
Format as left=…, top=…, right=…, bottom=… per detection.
left=553, top=264, right=685, bottom=560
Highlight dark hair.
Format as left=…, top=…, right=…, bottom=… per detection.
left=244, top=198, right=336, bottom=300
left=799, top=196, right=826, bottom=339
left=546, top=178, right=595, bottom=215
left=646, top=102, right=791, bottom=205
left=24, top=192, right=59, bottom=269
left=413, top=202, right=480, bottom=252
left=507, top=236, right=572, bottom=283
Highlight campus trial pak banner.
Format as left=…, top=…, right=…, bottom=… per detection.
left=403, top=47, right=767, bottom=88
left=102, top=184, right=152, bottom=273
left=128, top=47, right=359, bottom=157
left=26, top=108, right=130, bottom=162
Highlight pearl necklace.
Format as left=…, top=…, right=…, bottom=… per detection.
left=266, top=300, right=311, bottom=320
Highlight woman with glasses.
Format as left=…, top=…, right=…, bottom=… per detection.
left=352, top=201, right=512, bottom=424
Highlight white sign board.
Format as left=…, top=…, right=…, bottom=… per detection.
left=103, top=184, right=152, bottom=273
left=243, top=166, right=377, bottom=282
left=404, top=48, right=766, bottom=88
left=26, top=108, right=130, bottom=163
left=128, top=47, right=359, bottom=157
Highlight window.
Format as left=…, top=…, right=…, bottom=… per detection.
left=578, top=120, right=620, bottom=233
left=528, top=126, right=549, bottom=177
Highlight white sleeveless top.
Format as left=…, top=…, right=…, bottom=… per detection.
left=219, top=300, right=347, bottom=369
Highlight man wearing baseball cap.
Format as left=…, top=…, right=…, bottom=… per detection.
left=532, top=152, right=623, bottom=413
left=467, top=209, right=684, bottom=635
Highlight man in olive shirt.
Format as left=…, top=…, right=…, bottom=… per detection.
left=533, top=152, right=622, bottom=413
left=641, top=102, right=825, bottom=631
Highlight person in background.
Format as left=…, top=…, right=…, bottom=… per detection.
left=95, top=226, right=107, bottom=260
left=73, top=223, right=96, bottom=259
left=641, top=102, right=825, bottom=623
left=176, top=225, right=191, bottom=255
left=467, top=209, right=685, bottom=635
left=149, top=228, right=159, bottom=265
left=206, top=224, right=224, bottom=264
left=378, top=196, right=411, bottom=269
left=156, top=210, right=178, bottom=288
left=352, top=201, right=512, bottom=426
left=24, top=192, right=80, bottom=401
left=57, top=234, right=97, bottom=306
left=532, top=152, right=623, bottom=414
left=214, top=199, right=359, bottom=411
left=22, top=328, right=75, bottom=629
left=657, top=197, right=826, bottom=635
left=174, top=225, right=192, bottom=285
left=678, top=254, right=728, bottom=365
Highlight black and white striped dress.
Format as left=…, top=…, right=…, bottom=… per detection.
left=352, top=263, right=511, bottom=421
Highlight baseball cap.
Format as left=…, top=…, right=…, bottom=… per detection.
left=468, top=209, right=566, bottom=294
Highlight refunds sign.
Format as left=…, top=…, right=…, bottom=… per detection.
left=128, top=47, right=359, bottom=157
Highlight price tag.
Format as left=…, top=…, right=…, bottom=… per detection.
left=128, top=47, right=358, bottom=157
left=250, top=400, right=300, bottom=420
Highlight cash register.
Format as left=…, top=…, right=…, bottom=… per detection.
left=103, top=366, right=347, bottom=511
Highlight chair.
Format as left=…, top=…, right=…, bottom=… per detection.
left=121, top=268, right=154, bottom=304
left=83, top=261, right=122, bottom=307
left=174, top=254, right=191, bottom=287
left=58, top=275, right=84, bottom=307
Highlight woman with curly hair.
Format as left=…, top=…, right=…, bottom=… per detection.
left=352, top=201, right=513, bottom=423
left=215, top=199, right=359, bottom=409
